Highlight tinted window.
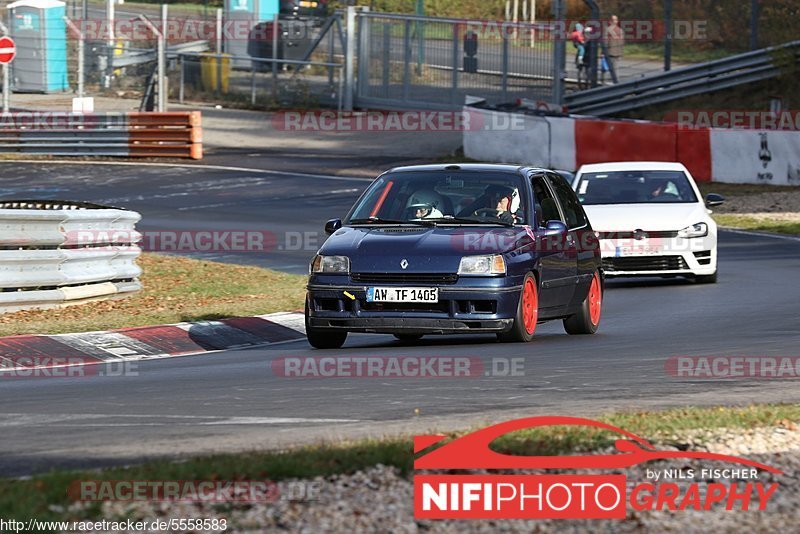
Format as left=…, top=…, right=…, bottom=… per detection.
left=576, top=170, right=699, bottom=205
left=347, top=171, right=528, bottom=225
left=531, top=175, right=562, bottom=227
left=547, top=173, right=587, bottom=229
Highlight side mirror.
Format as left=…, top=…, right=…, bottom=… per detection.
left=705, top=193, right=725, bottom=208
left=324, top=218, right=342, bottom=235
left=544, top=220, right=568, bottom=236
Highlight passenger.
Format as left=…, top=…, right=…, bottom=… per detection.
left=405, top=189, right=445, bottom=219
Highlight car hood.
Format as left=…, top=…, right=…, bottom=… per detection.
left=319, top=225, right=531, bottom=273
left=582, top=203, right=709, bottom=233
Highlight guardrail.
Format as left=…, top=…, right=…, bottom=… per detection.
left=564, top=40, right=800, bottom=116
left=0, top=201, right=142, bottom=313
left=0, top=112, right=203, bottom=159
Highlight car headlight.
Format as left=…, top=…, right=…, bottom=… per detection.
left=678, top=222, right=708, bottom=238
left=310, top=255, right=350, bottom=274
left=458, top=254, right=506, bottom=275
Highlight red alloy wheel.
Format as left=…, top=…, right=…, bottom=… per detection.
left=522, top=277, right=539, bottom=335
left=588, top=272, right=602, bottom=326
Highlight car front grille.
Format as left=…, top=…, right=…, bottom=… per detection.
left=597, top=230, right=679, bottom=239
left=350, top=273, right=459, bottom=285
left=603, top=256, right=689, bottom=272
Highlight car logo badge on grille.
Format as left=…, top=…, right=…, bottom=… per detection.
left=633, top=229, right=648, bottom=240
left=400, top=259, right=409, bottom=269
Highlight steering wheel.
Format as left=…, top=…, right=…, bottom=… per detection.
left=473, top=208, right=500, bottom=218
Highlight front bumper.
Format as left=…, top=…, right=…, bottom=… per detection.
left=599, top=238, right=717, bottom=277
left=306, top=276, right=522, bottom=334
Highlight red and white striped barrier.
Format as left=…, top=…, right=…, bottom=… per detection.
left=463, top=106, right=800, bottom=185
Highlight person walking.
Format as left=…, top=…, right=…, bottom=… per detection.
left=604, top=14, right=624, bottom=83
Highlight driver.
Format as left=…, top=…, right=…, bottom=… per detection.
left=473, top=185, right=520, bottom=223
left=406, top=189, right=445, bottom=219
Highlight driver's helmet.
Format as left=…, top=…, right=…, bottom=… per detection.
left=406, top=189, right=445, bottom=219
left=484, top=185, right=521, bottom=214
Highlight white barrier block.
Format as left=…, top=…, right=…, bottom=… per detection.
left=710, top=129, right=800, bottom=185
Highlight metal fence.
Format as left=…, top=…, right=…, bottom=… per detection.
left=175, top=53, right=345, bottom=110
left=354, top=12, right=557, bottom=110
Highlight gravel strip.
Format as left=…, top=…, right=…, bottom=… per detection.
left=714, top=189, right=800, bottom=214
left=67, top=423, right=799, bottom=533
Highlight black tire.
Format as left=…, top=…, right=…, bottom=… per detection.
left=695, top=270, right=718, bottom=284
left=563, top=270, right=603, bottom=335
left=393, top=334, right=423, bottom=342
left=498, top=272, right=539, bottom=343
left=305, top=301, right=347, bottom=349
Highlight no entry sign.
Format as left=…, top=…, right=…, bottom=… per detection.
left=0, top=36, right=16, bottom=64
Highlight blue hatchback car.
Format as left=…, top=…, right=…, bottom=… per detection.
left=305, top=164, right=603, bottom=349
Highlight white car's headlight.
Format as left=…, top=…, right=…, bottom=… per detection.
left=678, top=222, right=708, bottom=238
left=458, top=254, right=506, bottom=275
left=310, top=255, right=350, bottom=274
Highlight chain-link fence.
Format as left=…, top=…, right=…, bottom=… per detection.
left=356, top=13, right=556, bottom=109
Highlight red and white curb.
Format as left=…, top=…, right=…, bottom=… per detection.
left=0, top=312, right=306, bottom=374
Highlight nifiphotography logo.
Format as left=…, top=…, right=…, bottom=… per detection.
left=413, top=416, right=782, bottom=519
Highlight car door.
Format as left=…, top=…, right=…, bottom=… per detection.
left=531, top=173, right=577, bottom=312
left=546, top=172, right=594, bottom=308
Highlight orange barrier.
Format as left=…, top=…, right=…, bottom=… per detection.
left=127, top=111, right=203, bottom=160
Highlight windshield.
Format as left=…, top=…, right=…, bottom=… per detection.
left=347, top=171, right=528, bottom=225
left=575, top=170, right=698, bottom=205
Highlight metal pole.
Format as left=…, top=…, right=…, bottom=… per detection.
left=344, top=6, right=356, bottom=110
left=450, top=23, right=458, bottom=105
left=551, top=0, right=565, bottom=105
left=271, top=12, right=279, bottom=101
left=0, top=22, right=10, bottom=113
left=216, top=8, right=222, bottom=93
left=64, top=17, right=86, bottom=97
left=2, top=65, right=8, bottom=113
left=749, top=0, right=759, bottom=50
left=250, top=62, right=256, bottom=106
left=179, top=54, right=184, bottom=103
left=159, top=5, right=167, bottom=111
left=138, top=15, right=165, bottom=111
left=106, top=0, right=115, bottom=87
left=501, top=35, right=508, bottom=101
left=664, top=0, right=672, bottom=71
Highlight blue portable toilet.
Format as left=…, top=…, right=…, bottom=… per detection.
left=7, top=0, right=69, bottom=92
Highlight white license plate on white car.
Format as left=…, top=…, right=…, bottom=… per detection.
left=366, top=287, right=438, bottom=303
left=615, top=245, right=662, bottom=257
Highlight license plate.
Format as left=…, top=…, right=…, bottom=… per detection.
left=299, top=1, right=318, bottom=7
left=615, top=246, right=661, bottom=257
left=366, top=287, right=438, bottom=303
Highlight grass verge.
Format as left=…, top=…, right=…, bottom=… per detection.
left=1, top=403, right=797, bottom=522
left=0, top=253, right=307, bottom=337
left=712, top=214, right=800, bottom=235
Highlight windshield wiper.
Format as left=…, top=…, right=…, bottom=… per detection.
left=428, top=216, right=514, bottom=227
left=349, top=217, right=437, bottom=227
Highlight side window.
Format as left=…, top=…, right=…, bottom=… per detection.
left=531, top=174, right=562, bottom=227
left=547, top=173, right=587, bottom=229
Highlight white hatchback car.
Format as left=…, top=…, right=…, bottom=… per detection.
left=572, top=162, right=725, bottom=283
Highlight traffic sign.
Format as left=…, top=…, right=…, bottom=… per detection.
left=0, top=36, right=16, bottom=65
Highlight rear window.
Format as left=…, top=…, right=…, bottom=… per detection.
left=576, top=170, right=698, bottom=205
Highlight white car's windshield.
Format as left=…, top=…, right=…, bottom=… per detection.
left=576, top=170, right=698, bottom=205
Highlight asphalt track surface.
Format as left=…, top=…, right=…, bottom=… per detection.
left=1, top=161, right=799, bottom=477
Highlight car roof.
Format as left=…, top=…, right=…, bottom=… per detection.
left=384, top=163, right=548, bottom=175
left=576, top=161, right=689, bottom=173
